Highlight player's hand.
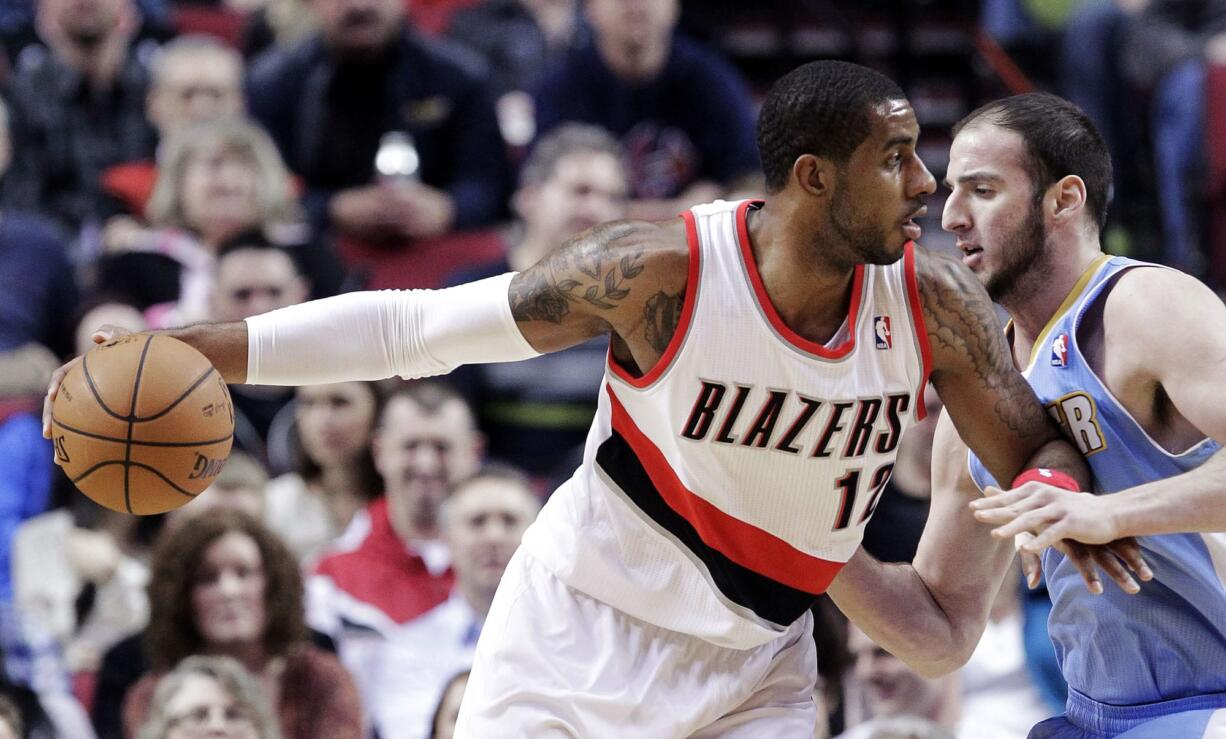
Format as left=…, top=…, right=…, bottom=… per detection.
left=978, top=485, right=1152, bottom=594
left=42, top=325, right=134, bottom=444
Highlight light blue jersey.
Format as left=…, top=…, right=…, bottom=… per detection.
left=969, top=256, right=1226, bottom=737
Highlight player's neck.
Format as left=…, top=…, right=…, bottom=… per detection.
left=748, top=201, right=858, bottom=343
left=1003, top=239, right=1103, bottom=366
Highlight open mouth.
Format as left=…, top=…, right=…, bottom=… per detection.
left=959, top=242, right=984, bottom=266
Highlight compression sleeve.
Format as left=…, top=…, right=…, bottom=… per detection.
left=244, top=273, right=540, bottom=386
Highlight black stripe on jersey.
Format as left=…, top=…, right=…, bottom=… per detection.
left=595, top=430, right=817, bottom=628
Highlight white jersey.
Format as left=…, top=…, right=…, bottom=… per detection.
left=521, top=199, right=931, bottom=649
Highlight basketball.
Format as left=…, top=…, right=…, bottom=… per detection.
left=49, top=333, right=235, bottom=515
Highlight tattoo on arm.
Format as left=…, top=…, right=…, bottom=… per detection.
left=921, top=255, right=1052, bottom=440
left=509, top=222, right=648, bottom=325
left=643, top=291, right=684, bottom=353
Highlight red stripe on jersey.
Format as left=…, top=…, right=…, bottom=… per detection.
left=606, top=385, right=845, bottom=594
left=902, top=241, right=933, bottom=419
left=608, top=210, right=702, bottom=387
left=735, top=199, right=865, bottom=359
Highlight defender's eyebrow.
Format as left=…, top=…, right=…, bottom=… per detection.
left=942, top=172, right=1004, bottom=189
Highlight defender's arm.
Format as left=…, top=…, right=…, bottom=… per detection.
left=974, top=268, right=1226, bottom=545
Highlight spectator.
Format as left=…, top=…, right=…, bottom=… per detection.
left=208, top=235, right=312, bottom=476
left=241, top=0, right=318, bottom=60
left=0, top=111, right=71, bottom=593
left=306, top=383, right=481, bottom=694
left=96, top=118, right=335, bottom=320
left=1062, top=0, right=1225, bottom=273
left=173, top=451, right=269, bottom=525
left=426, top=670, right=467, bottom=739
left=0, top=605, right=97, bottom=737
left=135, top=656, right=280, bottom=739
left=533, top=0, right=761, bottom=221
left=91, top=455, right=274, bottom=739
left=370, top=466, right=540, bottom=739
left=444, top=124, right=625, bottom=479
left=0, top=99, right=77, bottom=359
left=0, top=694, right=19, bottom=739
left=101, top=35, right=245, bottom=218
left=446, top=0, right=588, bottom=146
left=2, top=0, right=157, bottom=239
left=839, top=625, right=962, bottom=739
left=122, top=510, right=361, bottom=739
left=264, top=382, right=383, bottom=564
left=12, top=495, right=150, bottom=673
left=246, top=0, right=511, bottom=246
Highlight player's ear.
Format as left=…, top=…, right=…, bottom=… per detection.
left=792, top=154, right=833, bottom=198
left=1050, top=174, right=1087, bottom=225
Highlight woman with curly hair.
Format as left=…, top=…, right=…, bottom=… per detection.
left=121, top=510, right=361, bottom=739
left=136, top=655, right=281, bottom=739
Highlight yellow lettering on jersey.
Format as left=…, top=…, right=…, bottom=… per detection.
left=1046, top=392, right=1107, bottom=456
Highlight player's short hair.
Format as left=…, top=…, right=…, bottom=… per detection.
left=519, top=123, right=627, bottom=189
left=954, top=93, right=1112, bottom=231
left=756, top=60, right=906, bottom=193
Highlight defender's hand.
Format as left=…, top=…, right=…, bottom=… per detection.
left=980, top=485, right=1152, bottom=594
left=42, top=325, right=133, bottom=445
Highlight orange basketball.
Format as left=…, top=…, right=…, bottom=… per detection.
left=50, top=333, right=235, bottom=515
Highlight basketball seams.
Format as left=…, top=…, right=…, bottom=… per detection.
left=122, top=335, right=156, bottom=514
left=52, top=417, right=233, bottom=447
left=127, top=462, right=200, bottom=500
left=134, top=366, right=216, bottom=422
left=81, top=353, right=130, bottom=422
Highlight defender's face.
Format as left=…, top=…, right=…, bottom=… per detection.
left=942, top=124, right=1047, bottom=302
left=830, top=100, right=935, bottom=265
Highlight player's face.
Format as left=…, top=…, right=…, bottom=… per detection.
left=191, top=532, right=268, bottom=649
left=849, top=627, right=944, bottom=719
left=831, top=100, right=935, bottom=266
left=444, top=479, right=537, bottom=594
left=942, top=124, right=1048, bottom=303
left=519, top=150, right=629, bottom=250
left=164, top=674, right=258, bottom=739
left=374, top=398, right=482, bottom=535
left=295, top=382, right=378, bottom=469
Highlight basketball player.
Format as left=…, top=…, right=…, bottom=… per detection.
left=45, top=63, right=1129, bottom=735
left=844, top=93, right=1226, bottom=738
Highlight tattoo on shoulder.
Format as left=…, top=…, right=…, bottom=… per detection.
left=643, top=290, right=684, bottom=352
left=509, top=222, right=648, bottom=324
left=919, top=252, right=1051, bottom=438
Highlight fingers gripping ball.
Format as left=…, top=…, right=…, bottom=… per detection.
left=50, top=334, right=234, bottom=514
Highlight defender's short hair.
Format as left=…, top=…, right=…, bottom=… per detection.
left=954, top=93, right=1113, bottom=230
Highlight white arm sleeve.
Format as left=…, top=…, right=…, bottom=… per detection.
left=244, top=272, right=541, bottom=386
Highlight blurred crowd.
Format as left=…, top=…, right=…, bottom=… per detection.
left=0, top=0, right=1222, bottom=737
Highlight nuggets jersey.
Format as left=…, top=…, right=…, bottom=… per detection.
left=969, top=256, right=1226, bottom=710
left=521, top=199, right=930, bottom=649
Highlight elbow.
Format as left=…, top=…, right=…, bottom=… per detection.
left=896, top=625, right=978, bottom=678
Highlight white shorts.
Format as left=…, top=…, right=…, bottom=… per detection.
left=455, top=548, right=818, bottom=738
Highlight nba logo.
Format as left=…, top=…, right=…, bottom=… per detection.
left=1051, top=333, right=1069, bottom=367
left=874, top=316, right=892, bottom=350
